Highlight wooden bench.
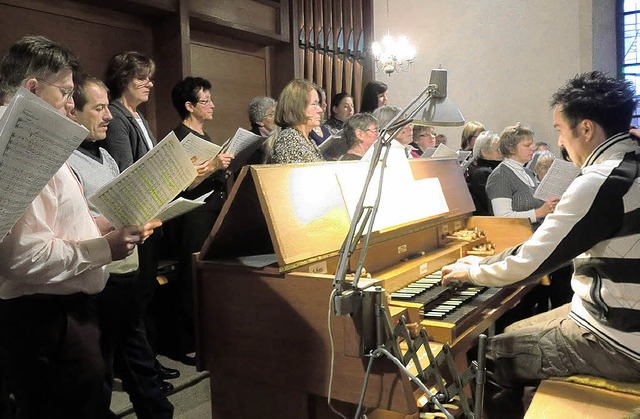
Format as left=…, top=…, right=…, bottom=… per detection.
left=525, top=377, right=640, bottom=418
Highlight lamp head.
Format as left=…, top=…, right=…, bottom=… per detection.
left=414, top=68, right=465, bottom=127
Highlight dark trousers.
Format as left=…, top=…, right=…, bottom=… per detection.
left=157, top=209, right=218, bottom=358
left=0, top=294, right=108, bottom=419
left=98, top=273, right=173, bottom=419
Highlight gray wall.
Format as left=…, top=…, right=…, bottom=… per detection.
left=373, top=0, right=617, bottom=152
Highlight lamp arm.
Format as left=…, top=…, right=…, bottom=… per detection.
left=332, top=85, right=436, bottom=315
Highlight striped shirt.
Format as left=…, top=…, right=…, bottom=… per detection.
left=469, top=133, right=640, bottom=361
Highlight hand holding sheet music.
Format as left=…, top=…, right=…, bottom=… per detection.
left=89, top=132, right=198, bottom=227
left=223, top=127, right=265, bottom=172
left=533, top=158, right=581, bottom=201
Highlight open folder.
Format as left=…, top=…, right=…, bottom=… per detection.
left=0, top=87, right=89, bottom=239
left=90, top=132, right=200, bottom=227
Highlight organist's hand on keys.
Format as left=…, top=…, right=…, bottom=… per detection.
left=441, top=255, right=484, bottom=287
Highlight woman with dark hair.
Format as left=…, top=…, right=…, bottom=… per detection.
left=165, top=76, right=233, bottom=364
left=360, top=80, right=388, bottom=113
left=324, top=92, right=354, bottom=135
left=265, top=79, right=324, bottom=163
left=103, top=51, right=179, bottom=393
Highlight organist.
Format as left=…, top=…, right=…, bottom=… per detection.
left=442, top=71, right=640, bottom=418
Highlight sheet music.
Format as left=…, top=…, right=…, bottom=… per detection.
left=180, top=133, right=222, bottom=165
left=0, top=88, right=89, bottom=239
left=431, top=143, right=459, bottom=158
left=155, top=197, right=204, bottom=222
left=457, top=150, right=472, bottom=162
left=224, top=127, right=265, bottom=173
left=225, top=127, right=263, bottom=156
left=420, top=147, right=436, bottom=158
left=533, top=158, right=581, bottom=201
left=336, top=158, right=449, bottom=232
left=89, top=132, right=197, bottom=227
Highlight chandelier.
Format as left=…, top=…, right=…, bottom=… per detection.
left=371, top=0, right=416, bottom=75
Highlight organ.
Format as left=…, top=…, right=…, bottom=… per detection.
left=193, top=158, right=536, bottom=418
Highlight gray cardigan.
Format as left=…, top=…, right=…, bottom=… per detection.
left=103, top=99, right=156, bottom=171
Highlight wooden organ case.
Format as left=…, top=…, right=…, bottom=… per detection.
left=194, top=158, right=534, bottom=418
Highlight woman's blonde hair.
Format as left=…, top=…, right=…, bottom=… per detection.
left=461, top=121, right=485, bottom=150
left=275, top=79, right=319, bottom=128
left=498, top=122, right=535, bottom=157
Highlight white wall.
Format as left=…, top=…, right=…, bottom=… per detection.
left=373, top=0, right=616, bottom=152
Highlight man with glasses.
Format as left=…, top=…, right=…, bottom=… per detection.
left=0, top=36, right=159, bottom=418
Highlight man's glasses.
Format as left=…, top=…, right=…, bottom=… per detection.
left=38, top=79, right=74, bottom=100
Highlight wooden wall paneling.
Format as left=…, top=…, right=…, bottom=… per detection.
left=342, top=0, right=354, bottom=96
left=332, top=0, right=344, bottom=96
left=270, top=0, right=296, bottom=94
left=323, top=0, right=334, bottom=108
left=313, top=0, right=324, bottom=88
left=0, top=0, right=156, bottom=126
left=303, top=0, right=314, bottom=81
left=153, top=0, right=191, bottom=140
left=352, top=0, right=364, bottom=112
left=190, top=30, right=269, bottom=145
left=189, top=0, right=288, bottom=43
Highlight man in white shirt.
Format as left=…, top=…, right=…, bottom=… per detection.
left=0, top=36, right=159, bottom=418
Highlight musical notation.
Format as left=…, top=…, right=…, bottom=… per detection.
left=0, top=88, right=88, bottom=239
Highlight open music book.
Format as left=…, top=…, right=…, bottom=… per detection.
left=180, top=132, right=222, bottom=165
left=223, top=127, right=265, bottom=172
left=533, top=158, right=581, bottom=201
left=89, top=132, right=199, bottom=227
left=0, top=87, right=89, bottom=239
left=319, top=130, right=348, bottom=160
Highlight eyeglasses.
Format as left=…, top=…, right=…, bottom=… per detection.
left=136, top=76, right=154, bottom=88
left=195, top=99, right=213, bottom=106
left=362, top=128, right=380, bottom=133
left=38, top=79, right=74, bottom=100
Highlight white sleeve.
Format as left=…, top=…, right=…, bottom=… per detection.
left=491, top=197, right=537, bottom=223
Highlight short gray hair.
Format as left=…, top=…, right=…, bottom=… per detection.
left=499, top=122, right=534, bottom=157
left=473, top=131, right=500, bottom=158
left=343, top=113, right=378, bottom=149
left=248, top=96, right=276, bottom=124
left=372, top=105, right=402, bottom=128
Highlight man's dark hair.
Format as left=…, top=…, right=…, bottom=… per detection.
left=0, top=35, right=79, bottom=101
left=105, top=51, right=155, bottom=100
left=171, top=76, right=212, bottom=120
left=72, top=74, right=109, bottom=112
left=550, top=71, right=636, bottom=139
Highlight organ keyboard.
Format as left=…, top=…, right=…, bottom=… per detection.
left=194, top=158, right=537, bottom=419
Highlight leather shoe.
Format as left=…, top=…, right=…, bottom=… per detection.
left=179, top=354, right=196, bottom=366
left=155, top=359, right=180, bottom=380
left=158, top=380, right=174, bottom=395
